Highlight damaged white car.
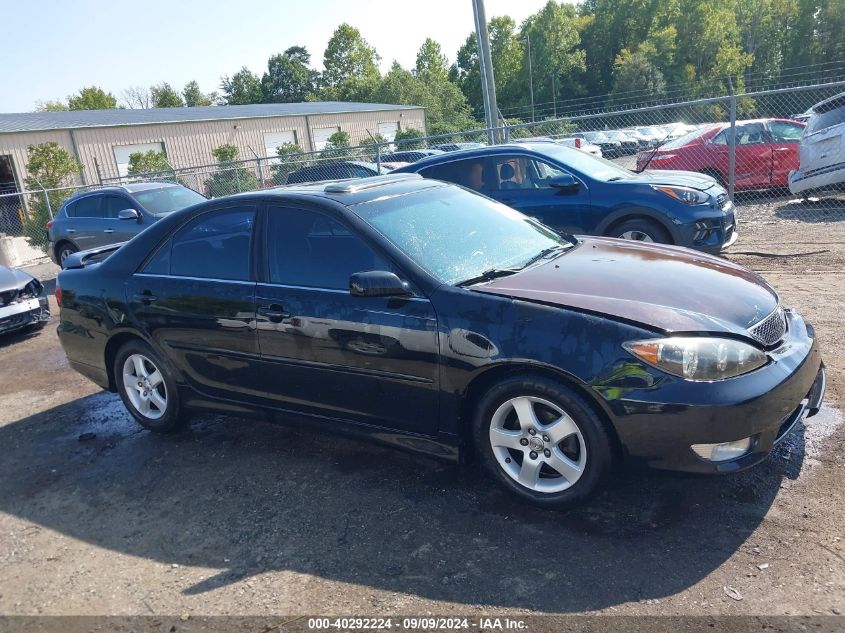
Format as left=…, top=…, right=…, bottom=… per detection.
left=789, top=92, right=845, bottom=195
left=0, top=265, right=50, bottom=335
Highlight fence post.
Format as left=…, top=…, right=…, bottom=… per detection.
left=376, top=143, right=382, bottom=171
left=42, top=189, right=53, bottom=220
left=728, top=93, right=737, bottom=202
left=256, top=157, right=265, bottom=189
left=235, top=168, right=241, bottom=193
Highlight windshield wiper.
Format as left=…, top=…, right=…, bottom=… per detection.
left=519, top=244, right=570, bottom=269
left=455, top=268, right=519, bottom=287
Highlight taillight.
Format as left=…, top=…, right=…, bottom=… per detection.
left=46, top=220, right=54, bottom=229
left=575, top=138, right=582, bottom=148
left=55, top=285, right=62, bottom=307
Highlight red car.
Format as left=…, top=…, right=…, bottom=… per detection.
left=636, top=119, right=805, bottom=190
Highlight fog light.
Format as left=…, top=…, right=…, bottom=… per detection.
left=691, top=437, right=752, bottom=462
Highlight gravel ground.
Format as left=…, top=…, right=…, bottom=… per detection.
left=0, top=198, right=843, bottom=619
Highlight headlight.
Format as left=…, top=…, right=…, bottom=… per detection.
left=651, top=184, right=710, bottom=205
left=623, top=337, right=767, bottom=381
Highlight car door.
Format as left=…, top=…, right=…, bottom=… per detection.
left=65, top=194, right=106, bottom=250
left=253, top=204, right=440, bottom=434
left=733, top=122, right=773, bottom=188
left=127, top=204, right=259, bottom=401
left=482, top=153, right=590, bottom=234
left=100, top=195, right=147, bottom=245
left=767, top=120, right=804, bottom=186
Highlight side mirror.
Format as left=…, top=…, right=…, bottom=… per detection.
left=350, top=271, right=412, bottom=298
left=118, top=208, right=141, bottom=221
left=549, top=174, right=580, bottom=192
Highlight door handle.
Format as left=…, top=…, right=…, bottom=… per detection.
left=774, top=147, right=791, bottom=152
left=258, top=303, right=290, bottom=322
left=66, top=228, right=76, bottom=234
left=103, top=229, right=114, bottom=234
left=133, top=291, right=158, bottom=305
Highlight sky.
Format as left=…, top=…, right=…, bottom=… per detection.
left=2, top=0, right=553, bottom=113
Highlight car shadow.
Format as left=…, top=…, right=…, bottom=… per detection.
left=0, top=391, right=807, bottom=612
left=774, top=195, right=845, bottom=223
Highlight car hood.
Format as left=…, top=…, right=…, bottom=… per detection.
left=0, top=266, right=34, bottom=292
left=630, top=169, right=719, bottom=191
left=472, top=237, right=778, bottom=337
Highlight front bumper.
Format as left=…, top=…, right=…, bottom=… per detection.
left=0, top=295, right=50, bottom=335
left=608, top=309, right=824, bottom=473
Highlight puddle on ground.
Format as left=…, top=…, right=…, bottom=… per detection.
left=776, top=403, right=843, bottom=470
left=58, top=392, right=139, bottom=442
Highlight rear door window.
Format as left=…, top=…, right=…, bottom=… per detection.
left=806, top=100, right=845, bottom=135
left=74, top=195, right=103, bottom=218
left=420, top=158, right=495, bottom=193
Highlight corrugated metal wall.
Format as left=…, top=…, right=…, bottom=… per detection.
left=0, top=108, right=426, bottom=188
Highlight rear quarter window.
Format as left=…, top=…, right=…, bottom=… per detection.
left=807, top=100, right=845, bottom=135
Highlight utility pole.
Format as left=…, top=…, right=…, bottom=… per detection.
left=472, top=0, right=499, bottom=143
left=519, top=33, right=535, bottom=122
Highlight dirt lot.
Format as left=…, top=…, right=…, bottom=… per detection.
left=0, top=198, right=843, bottom=619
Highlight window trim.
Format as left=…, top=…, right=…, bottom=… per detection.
left=258, top=203, right=421, bottom=295
left=137, top=202, right=259, bottom=281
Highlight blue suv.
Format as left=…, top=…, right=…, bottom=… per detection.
left=393, top=142, right=737, bottom=252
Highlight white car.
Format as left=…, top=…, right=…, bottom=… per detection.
left=556, top=134, right=603, bottom=158
left=789, top=92, right=845, bottom=195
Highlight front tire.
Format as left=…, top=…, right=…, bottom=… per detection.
left=473, top=376, right=614, bottom=509
left=114, top=340, right=184, bottom=433
left=610, top=218, right=671, bottom=244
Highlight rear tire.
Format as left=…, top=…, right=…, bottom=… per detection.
left=472, top=376, right=614, bottom=509
left=609, top=218, right=671, bottom=244
left=56, top=242, right=78, bottom=267
left=114, top=339, right=184, bottom=433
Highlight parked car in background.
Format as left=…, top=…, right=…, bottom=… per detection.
left=602, top=130, right=640, bottom=155
left=582, top=131, right=622, bottom=158
left=285, top=161, right=391, bottom=184
left=0, top=265, right=50, bottom=335
left=789, top=92, right=845, bottom=196
left=394, top=142, right=737, bottom=252
left=430, top=142, right=486, bottom=152
left=637, top=119, right=806, bottom=190
left=379, top=161, right=411, bottom=171
left=48, top=183, right=206, bottom=267
left=56, top=174, right=824, bottom=509
left=557, top=135, right=603, bottom=157
left=379, top=149, right=444, bottom=163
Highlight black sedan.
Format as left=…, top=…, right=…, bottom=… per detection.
left=0, top=265, right=50, bottom=335
left=55, top=174, right=825, bottom=508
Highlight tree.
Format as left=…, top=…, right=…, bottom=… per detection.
left=182, top=81, right=214, bottom=106
left=127, top=150, right=172, bottom=176
left=220, top=67, right=263, bottom=105
left=206, top=144, right=259, bottom=195
left=377, top=61, right=478, bottom=135
left=415, top=38, right=449, bottom=82
left=121, top=86, right=151, bottom=109
left=34, top=100, right=68, bottom=112
left=320, top=130, right=353, bottom=159
left=610, top=49, right=667, bottom=104
left=67, top=86, right=117, bottom=110
left=394, top=128, right=426, bottom=150
left=261, top=47, right=319, bottom=102
left=270, top=142, right=305, bottom=185
left=321, top=23, right=380, bottom=89
left=359, top=133, right=387, bottom=161
left=519, top=1, right=587, bottom=116
left=150, top=82, right=185, bottom=108
left=22, top=143, right=82, bottom=251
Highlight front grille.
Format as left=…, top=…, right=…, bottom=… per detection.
left=748, top=306, right=787, bottom=346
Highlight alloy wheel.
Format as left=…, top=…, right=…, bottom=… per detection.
left=122, top=353, right=168, bottom=420
left=618, top=230, right=654, bottom=242
left=488, top=395, right=586, bottom=493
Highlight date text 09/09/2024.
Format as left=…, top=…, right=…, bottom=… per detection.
left=307, top=617, right=527, bottom=630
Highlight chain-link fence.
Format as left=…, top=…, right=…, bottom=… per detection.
left=6, top=81, right=842, bottom=265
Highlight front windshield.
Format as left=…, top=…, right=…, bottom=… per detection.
left=659, top=126, right=713, bottom=150
left=583, top=131, right=607, bottom=142
left=132, top=186, right=206, bottom=215
left=530, top=143, right=634, bottom=181
left=354, top=186, right=570, bottom=285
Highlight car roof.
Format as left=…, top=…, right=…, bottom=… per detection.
left=398, top=142, right=582, bottom=170
left=228, top=173, right=450, bottom=207
left=64, top=181, right=180, bottom=203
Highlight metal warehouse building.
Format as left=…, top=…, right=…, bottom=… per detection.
left=0, top=102, right=426, bottom=193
